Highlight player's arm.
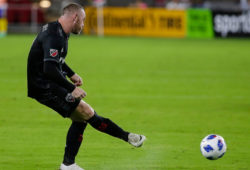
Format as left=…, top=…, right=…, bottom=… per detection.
left=42, top=35, right=75, bottom=91
left=44, top=63, right=86, bottom=99
left=42, top=35, right=86, bottom=98
left=44, top=61, right=75, bottom=91
left=62, top=63, right=83, bottom=86
left=62, top=63, right=75, bottom=78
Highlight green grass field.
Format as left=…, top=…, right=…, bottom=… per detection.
left=0, top=35, right=250, bottom=170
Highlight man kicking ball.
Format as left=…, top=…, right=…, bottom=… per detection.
left=27, top=3, right=146, bottom=170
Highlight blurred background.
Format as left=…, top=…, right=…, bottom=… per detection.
left=0, top=0, right=250, bottom=38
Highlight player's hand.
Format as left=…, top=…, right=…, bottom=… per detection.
left=71, top=87, right=87, bottom=99
left=70, top=74, right=83, bottom=87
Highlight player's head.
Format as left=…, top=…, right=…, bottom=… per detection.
left=62, top=3, right=85, bottom=34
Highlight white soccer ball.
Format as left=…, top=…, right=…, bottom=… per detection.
left=200, top=134, right=227, bottom=160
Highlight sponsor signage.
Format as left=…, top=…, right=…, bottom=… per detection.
left=187, top=9, right=214, bottom=38
left=0, top=5, right=7, bottom=36
left=84, top=8, right=250, bottom=38
left=213, top=11, right=250, bottom=37
left=84, top=7, right=186, bottom=38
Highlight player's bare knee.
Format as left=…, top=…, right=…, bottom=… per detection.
left=69, top=101, right=94, bottom=121
left=77, top=102, right=85, bottom=113
left=82, top=107, right=94, bottom=119
left=76, top=101, right=94, bottom=120
left=82, top=101, right=95, bottom=118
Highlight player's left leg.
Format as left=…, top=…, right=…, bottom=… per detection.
left=70, top=100, right=146, bottom=146
left=35, top=90, right=87, bottom=169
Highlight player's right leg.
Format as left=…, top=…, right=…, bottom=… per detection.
left=70, top=100, right=146, bottom=147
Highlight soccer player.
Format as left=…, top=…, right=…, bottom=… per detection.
left=27, top=3, right=146, bottom=170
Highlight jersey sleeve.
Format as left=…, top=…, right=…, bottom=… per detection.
left=62, top=63, right=75, bottom=78
left=44, top=61, right=76, bottom=92
left=42, top=34, right=63, bottom=63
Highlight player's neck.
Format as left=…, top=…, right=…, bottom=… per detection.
left=58, top=17, right=71, bottom=34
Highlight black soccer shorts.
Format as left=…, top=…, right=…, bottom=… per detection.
left=35, top=87, right=81, bottom=118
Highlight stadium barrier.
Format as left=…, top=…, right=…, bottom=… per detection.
left=0, top=18, right=7, bottom=35
left=84, top=7, right=186, bottom=38
left=6, top=4, right=44, bottom=34
left=212, top=11, right=250, bottom=38
left=3, top=5, right=250, bottom=38
left=0, top=5, right=7, bottom=37
left=187, top=9, right=214, bottom=38
left=84, top=7, right=250, bottom=38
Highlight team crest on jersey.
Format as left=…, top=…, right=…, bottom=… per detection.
left=50, top=49, right=58, bottom=57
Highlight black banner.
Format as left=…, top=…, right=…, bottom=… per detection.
left=212, top=11, right=250, bottom=37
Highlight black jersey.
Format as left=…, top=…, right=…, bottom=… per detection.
left=27, top=21, right=75, bottom=98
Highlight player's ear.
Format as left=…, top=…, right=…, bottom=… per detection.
left=73, top=13, right=78, bottom=24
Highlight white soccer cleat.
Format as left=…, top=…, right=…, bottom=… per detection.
left=59, top=163, right=84, bottom=170
left=128, top=133, right=146, bottom=147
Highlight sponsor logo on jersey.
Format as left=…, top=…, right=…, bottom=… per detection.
left=50, top=49, right=58, bottom=57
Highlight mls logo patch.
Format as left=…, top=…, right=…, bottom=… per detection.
left=50, top=49, right=58, bottom=57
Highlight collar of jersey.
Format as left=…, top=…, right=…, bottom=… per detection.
left=57, top=20, right=70, bottom=39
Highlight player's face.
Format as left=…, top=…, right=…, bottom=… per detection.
left=72, top=10, right=85, bottom=34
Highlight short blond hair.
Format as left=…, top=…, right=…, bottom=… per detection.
left=62, top=3, right=83, bottom=15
